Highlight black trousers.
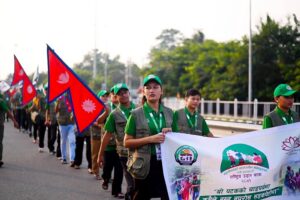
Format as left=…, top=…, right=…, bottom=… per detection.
left=56, top=128, right=61, bottom=158
left=133, top=156, right=169, bottom=200
left=26, top=112, right=32, bottom=134
left=16, top=108, right=26, bottom=130
left=33, top=123, right=38, bottom=140
left=102, top=150, right=123, bottom=196
left=74, top=135, right=92, bottom=168
left=47, top=123, right=57, bottom=152
left=38, top=119, right=46, bottom=148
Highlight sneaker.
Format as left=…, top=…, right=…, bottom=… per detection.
left=57, top=157, right=63, bottom=160
left=49, top=150, right=56, bottom=155
left=0, top=161, right=3, bottom=167
left=88, top=168, right=93, bottom=174
left=102, top=180, right=109, bottom=190
left=94, top=174, right=101, bottom=180
left=38, top=148, right=44, bottom=153
left=74, top=165, right=80, bottom=169
left=70, top=161, right=75, bottom=167
left=61, top=159, right=68, bottom=164
left=32, top=140, right=37, bottom=144
left=114, top=193, right=125, bottom=199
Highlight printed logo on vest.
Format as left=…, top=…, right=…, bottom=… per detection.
left=175, top=145, right=198, bottom=165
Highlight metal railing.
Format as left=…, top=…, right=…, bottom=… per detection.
left=163, top=97, right=300, bottom=124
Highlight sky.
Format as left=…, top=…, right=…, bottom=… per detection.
left=0, top=0, right=300, bottom=80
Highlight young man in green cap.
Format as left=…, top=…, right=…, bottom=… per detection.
left=173, top=88, right=213, bottom=137
left=263, top=84, right=299, bottom=129
left=98, top=83, right=135, bottom=199
left=0, top=93, right=19, bottom=167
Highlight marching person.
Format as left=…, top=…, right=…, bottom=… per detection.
left=55, top=93, right=75, bottom=165
left=263, top=84, right=299, bottom=129
left=0, top=92, right=19, bottom=167
left=173, top=88, right=213, bottom=137
left=98, top=83, right=135, bottom=199
left=73, top=128, right=92, bottom=172
left=96, top=85, right=121, bottom=194
left=124, top=74, right=174, bottom=200
left=44, top=84, right=58, bottom=155
left=30, top=90, right=47, bottom=152
left=90, top=90, right=109, bottom=180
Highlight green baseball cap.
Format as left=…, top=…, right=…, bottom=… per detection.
left=274, top=84, right=297, bottom=97
left=114, top=83, right=129, bottom=95
left=97, top=90, right=109, bottom=98
left=143, top=74, right=162, bottom=86
left=44, top=83, right=48, bottom=90
left=110, top=85, right=115, bottom=93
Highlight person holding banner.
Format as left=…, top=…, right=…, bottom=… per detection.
left=124, top=74, right=173, bottom=200
left=98, top=83, right=136, bottom=200
left=263, top=84, right=299, bottom=128
left=173, top=89, right=213, bottom=137
left=0, top=93, right=19, bottom=167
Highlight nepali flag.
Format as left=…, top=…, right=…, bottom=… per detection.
left=11, top=55, right=37, bottom=105
left=47, top=45, right=105, bottom=133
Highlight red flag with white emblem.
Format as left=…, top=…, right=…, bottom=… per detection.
left=11, top=55, right=37, bottom=105
left=47, top=45, right=105, bottom=132
left=11, top=55, right=27, bottom=85
left=22, top=77, right=37, bottom=105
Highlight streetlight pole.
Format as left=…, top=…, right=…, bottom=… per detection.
left=248, top=0, right=252, bottom=103
left=93, top=0, right=97, bottom=79
left=104, top=57, right=107, bottom=90
left=248, top=0, right=253, bottom=117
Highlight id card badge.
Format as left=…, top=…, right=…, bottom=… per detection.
left=155, top=144, right=162, bottom=160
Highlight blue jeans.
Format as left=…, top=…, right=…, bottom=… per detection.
left=59, top=124, right=75, bottom=161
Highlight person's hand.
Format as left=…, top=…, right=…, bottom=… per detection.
left=161, top=128, right=172, bottom=134
left=150, top=133, right=166, bottom=144
left=97, top=155, right=104, bottom=168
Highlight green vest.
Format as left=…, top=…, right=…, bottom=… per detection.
left=56, top=99, right=74, bottom=125
left=266, top=110, right=300, bottom=127
left=112, top=107, right=129, bottom=157
left=127, top=105, right=173, bottom=179
left=177, top=108, right=204, bottom=135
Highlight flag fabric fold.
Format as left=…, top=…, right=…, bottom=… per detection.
left=47, top=45, right=105, bottom=133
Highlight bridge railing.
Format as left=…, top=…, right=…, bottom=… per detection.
left=163, top=97, right=300, bottom=124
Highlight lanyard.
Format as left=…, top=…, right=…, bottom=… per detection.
left=185, top=108, right=198, bottom=130
left=149, top=112, right=163, bottom=133
left=120, top=110, right=127, bottom=120
left=282, top=116, right=293, bottom=125
left=110, top=102, right=116, bottom=111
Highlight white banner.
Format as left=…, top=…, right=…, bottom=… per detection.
left=161, top=122, right=300, bottom=200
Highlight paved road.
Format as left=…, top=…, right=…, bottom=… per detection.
left=0, top=121, right=124, bottom=200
